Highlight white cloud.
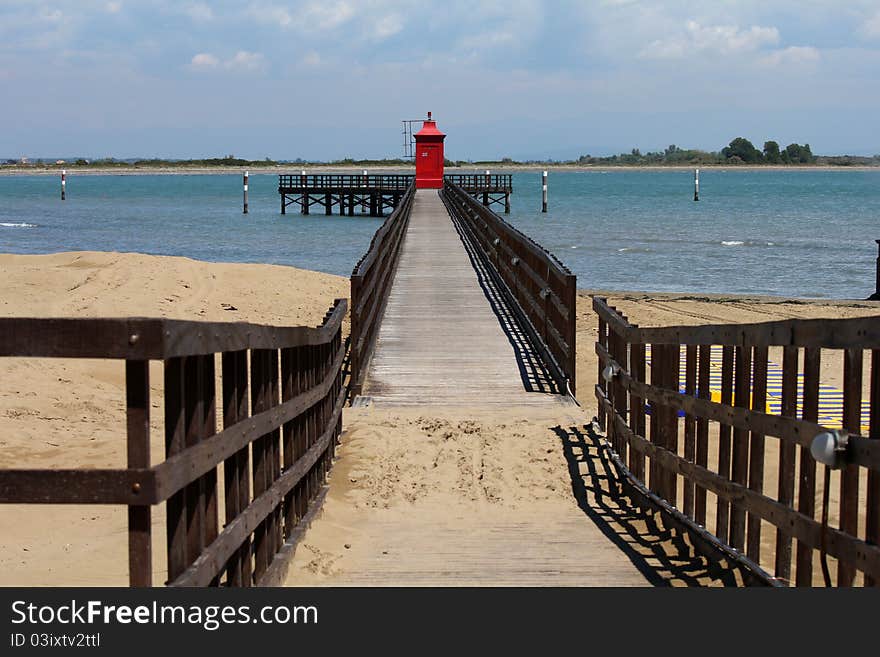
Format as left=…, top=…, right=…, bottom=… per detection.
left=105, top=1, right=122, bottom=14
left=304, top=1, right=354, bottom=30
left=760, top=46, right=821, bottom=67
left=184, top=3, right=213, bottom=22
left=372, top=14, right=403, bottom=41
left=860, top=11, right=880, bottom=39
left=189, top=51, right=266, bottom=73
left=225, top=50, right=265, bottom=71
left=247, top=3, right=293, bottom=28
left=190, top=52, right=219, bottom=69
left=641, top=20, right=779, bottom=59
left=248, top=1, right=354, bottom=31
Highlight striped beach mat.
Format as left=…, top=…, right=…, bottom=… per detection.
left=643, top=345, right=871, bottom=433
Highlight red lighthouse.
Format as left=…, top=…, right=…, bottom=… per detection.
left=414, top=112, right=445, bottom=189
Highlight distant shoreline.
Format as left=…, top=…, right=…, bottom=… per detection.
left=1, top=163, right=879, bottom=176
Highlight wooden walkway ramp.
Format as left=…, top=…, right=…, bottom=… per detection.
left=358, top=189, right=571, bottom=408
left=280, top=190, right=682, bottom=587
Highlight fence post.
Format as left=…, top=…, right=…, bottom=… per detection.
left=350, top=276, right=362, bottom=397
left=630, top=340, right=646, bottom=481
left=874, top=239, right=880, bottom=299
left=126, top=360, right=151, bottom=587
left=565, top=274, right=577, bottom=396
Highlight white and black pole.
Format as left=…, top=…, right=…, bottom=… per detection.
left=243, top=171, right=249, bottom=214
left=542, top=170, right=548, bottom=213
left=694, top=168, right=700, bottom=202
left=61, top=169, right=66, bottom=201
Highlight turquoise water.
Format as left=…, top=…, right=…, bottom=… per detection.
left=0, top=170, right=877, bottom=299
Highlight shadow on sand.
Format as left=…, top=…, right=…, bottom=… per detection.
left=554, top=423, right=740, bottom=587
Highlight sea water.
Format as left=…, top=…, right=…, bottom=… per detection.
left=0, top=169, right=877, bottom=299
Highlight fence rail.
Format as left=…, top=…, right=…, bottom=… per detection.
left=279, top=174, right=414, bottom=191
left=593, top=296, right=880, bottom=586
left=350, top=182, right=416, bottom=394
left=0, top=300, right=348, bottom=587
left=443, top=174, right=513, bottom=191
left=441, top=181, right=576, bottom=395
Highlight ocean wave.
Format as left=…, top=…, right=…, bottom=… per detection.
left=720, top=240, right=775, bottom=247
left=618, top=247, right=654, bottom=253
left=0, top=222, right=38, bottom=228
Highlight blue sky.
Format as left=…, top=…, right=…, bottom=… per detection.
left=2, top=0, right=879, bottom=160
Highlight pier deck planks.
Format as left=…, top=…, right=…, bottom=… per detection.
left=360, top=190, right=571, bottom=408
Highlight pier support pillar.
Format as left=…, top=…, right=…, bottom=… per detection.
left=281, top=193, right=286, bottom=215
left=325, top=193, right=332, bottom=215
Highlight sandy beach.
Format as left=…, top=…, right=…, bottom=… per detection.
left=0, top=252, right=347, bottom=585
left=0, top=252, right=877, bottom=585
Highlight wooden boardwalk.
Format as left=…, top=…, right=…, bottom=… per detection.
left=284, top=189, right=679, bottom=587
left=358, top=189, right=571, bottom=408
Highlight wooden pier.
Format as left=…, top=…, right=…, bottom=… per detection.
left=356, top=189, right=569, bottom=406
left=445, top=173, right=513, bottom=213
left=278, top=173, right=513, bottom=216
left=279, top=174, right=412, bottom=217
left=2, top=169, right=879, bottom=588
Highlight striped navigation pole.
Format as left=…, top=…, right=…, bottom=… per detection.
left=542, top=170, right=548, bottom=213
left=61, top=169, right=66, bottom=201
left=694, top=168, right=700, bottom=202
left=243, top=171, right=249, bottom=214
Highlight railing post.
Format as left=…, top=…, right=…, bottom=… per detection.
left=565, top=274, right=577, bottom=396
left=126, top=359, right=151, bottom=587
left=875, top=239, right=880, bottom=298
left=838, top=347, right=864, bottom=586
left=164, top=356, right=187, bottom=583
left=350, top=275, right=362, bottom=397
left=612, top=328, right=628, bottom=464
left=630, top=339, right=646, bottom=481
left=795, top=347, right=820, bottom=586
left=683, top=345, right=697, bottom=520
left=222, top=349, right=251, bottom=586
left=730, top=345, right=752, bottom=551
left=597, top=314, right=607, bottom=431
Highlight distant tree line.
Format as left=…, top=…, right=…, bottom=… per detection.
left=721, top=137, right=814, bottom=164
left=575, top=137, right=821, bottom=166
left=4, top=140, right=879, bottom=168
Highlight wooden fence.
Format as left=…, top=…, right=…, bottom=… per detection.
left=594, top=296, right=880, bottom=586
left=0, top=299, right=347, bottom=586
left=442, top=181, right=577, bottom=395
left=350, top=182, right=416, bottom=394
